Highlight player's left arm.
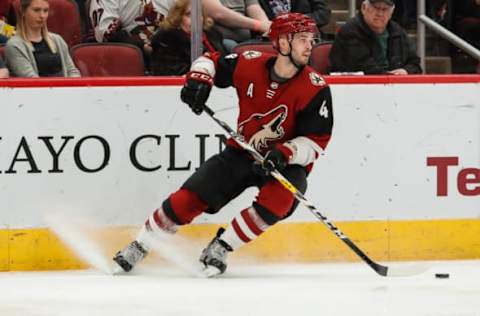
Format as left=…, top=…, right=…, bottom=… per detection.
left=187, top=52, right=239, bottom=87
left=180, top=53, right=240, bottom=115
left=283, top=86, right=334, bottom=166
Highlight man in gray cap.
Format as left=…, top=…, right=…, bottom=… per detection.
left=328, top=0, right=422, bottom=74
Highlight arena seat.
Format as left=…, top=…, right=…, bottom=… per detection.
left=13, top=0, right=83, bottom=47
left=70, top=43, right=145, bottom=76
left=232, top=42, right=277, bottom=55
left=310, top=42, right=332, bottom=74
left=233, top=41, right=332, bottom=74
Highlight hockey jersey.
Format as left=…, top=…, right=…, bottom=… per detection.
left=213, top=50, right=333, bottom=164
left=89, top=0, right=173, bottom=43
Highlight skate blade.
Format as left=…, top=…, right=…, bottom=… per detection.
left=202, top=266, right=222, bottom=278
left=111, top=263, right=126, bottom=276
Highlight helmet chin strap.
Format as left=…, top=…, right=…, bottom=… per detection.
left=278, top=40, right=303, bottom=70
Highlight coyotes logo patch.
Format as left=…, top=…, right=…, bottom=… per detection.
left=242, top=50, right=262, bottom=59
left=238, top=105, right=288, bottom=152
left=309, top=72, right=326, bottom=86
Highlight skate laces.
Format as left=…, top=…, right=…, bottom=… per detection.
left=123, top=240, right=148, bottom=264
left=207, top=239, right=229, bottom=259
left=201, top=228, right=232, bottom=263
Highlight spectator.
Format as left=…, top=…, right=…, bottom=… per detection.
left=150, top=0, right=227, bottom=76
left=392, top=0, right=448, bottom=29
left=450, top=0, right=480, bottom=73
left=452, top=0, right=479, bottom=49
left=258, top=0, right=331, bottom=30
left=0, top=0, right=16, bottom=44
left=0, top=56, right=9, bottom=78
left=89, top=0, right=172, bottom=56
left=203, top=0, right=270, bottom=47
left=5, top=0, right=80, bottom=77
left=0, top=18, right=16, bottom=43
left=329, top=0, right=422, bottom=74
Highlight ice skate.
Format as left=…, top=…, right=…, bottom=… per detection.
left=199, top=227, right=233, bottom=277
left=113, top=240, right=148, bottom=274
left=112, top=208, right=178, bottom=274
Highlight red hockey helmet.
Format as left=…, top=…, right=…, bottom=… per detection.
left=268, top=13, right=319, bottom=49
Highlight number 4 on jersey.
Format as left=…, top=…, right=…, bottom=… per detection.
left=319, top=100, right=328, bottom=118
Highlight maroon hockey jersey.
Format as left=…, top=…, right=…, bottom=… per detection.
left=213, top=50, right=333, bottom=160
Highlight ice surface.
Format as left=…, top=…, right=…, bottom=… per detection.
left=43, top=211, right=114, bottom=275
left=22, top=212, right=480, bottom=315
left=0, top=260, right=478, bottom=316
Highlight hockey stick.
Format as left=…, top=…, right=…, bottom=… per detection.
left=203, top=104, right=428, bottom=277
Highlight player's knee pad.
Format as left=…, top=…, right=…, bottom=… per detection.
left=255, top=165, right=307, bottom=220
left=255, top=191, right=295, bottom=220
left=162, top=189, right=208, bottom=225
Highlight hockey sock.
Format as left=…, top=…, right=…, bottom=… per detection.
left=134, top=207, right=179, bottom=250
left=144, top=207, right=178, bottom=236
left=220, top=207, right=271, bottom=250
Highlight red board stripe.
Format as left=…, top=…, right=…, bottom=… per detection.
left=0, top=75, right=478, bottom=88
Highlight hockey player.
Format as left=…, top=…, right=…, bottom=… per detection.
left=88, top=0, right=173, bottom=54
left=113, top=12, right=334, bottom=277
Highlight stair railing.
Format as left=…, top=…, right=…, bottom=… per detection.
left=418, top=15, right=480, bottom=61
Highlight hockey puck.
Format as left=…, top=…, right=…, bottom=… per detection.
left=435, top=273, right=450, bottom=279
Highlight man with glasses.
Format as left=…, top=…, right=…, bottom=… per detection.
left=328, top=0, right=422, bottom=74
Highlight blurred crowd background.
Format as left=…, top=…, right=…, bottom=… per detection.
left=0, top=0, right=478, bottom=78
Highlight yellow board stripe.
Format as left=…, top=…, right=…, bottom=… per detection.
left=1, top=219, right=480, bottom=271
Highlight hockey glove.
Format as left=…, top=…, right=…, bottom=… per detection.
left=254, top=144, right=292, bottom=176
left=180, top=71, right=213, bottom=115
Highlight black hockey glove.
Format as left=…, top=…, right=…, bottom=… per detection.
left=254, top=144, right=292, bottom=176
left=180, top=71, right=213, bottom=115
